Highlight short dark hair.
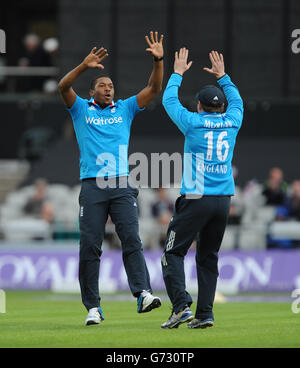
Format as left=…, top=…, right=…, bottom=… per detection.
left=90, top=75, right=112, bottom=90
left=201, top=101, right=225, bottom=113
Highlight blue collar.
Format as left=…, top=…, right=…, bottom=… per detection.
left=88, top=97, right=116, bottom=109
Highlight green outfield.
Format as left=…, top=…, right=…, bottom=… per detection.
left=0, top=291, right=299, bottom=348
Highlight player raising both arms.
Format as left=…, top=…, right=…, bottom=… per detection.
left=58, top=32, right=164, bottom=326
left=161, top=49, right=243, bottom=329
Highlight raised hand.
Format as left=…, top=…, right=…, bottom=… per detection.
left=82, top=47, right=109, bottom=69
left=174, top=47, right=193, bottom=76
left=203, top=51, right=225, bottom=79
left=145, top=31, right=164, bottom=59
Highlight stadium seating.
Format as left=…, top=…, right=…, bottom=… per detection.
left=0, top=179, right=299, bottom=250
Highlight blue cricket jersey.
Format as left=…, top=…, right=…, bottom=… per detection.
left=162, top=73, right=243, bottom=196
left=67, top=95, right=144, bottom=180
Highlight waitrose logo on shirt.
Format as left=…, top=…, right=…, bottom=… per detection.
left=85, top=115, right=123, bottom=126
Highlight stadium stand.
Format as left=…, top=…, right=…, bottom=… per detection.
left=1, top=172, right=299, bottom=250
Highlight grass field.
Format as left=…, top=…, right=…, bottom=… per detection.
left=0, top=291, right=299, bottom=348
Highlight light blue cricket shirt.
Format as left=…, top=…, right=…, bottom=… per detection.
left=67, top=95, right=144, bottom=180
left=162, top=73, right=244, bottom=196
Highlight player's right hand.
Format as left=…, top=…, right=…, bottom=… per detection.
left=174, top=47, right=193, bottom=76
left=82, top=47, right=109, bottom=69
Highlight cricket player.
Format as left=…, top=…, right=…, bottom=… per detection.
left=161, top=48, right=243, bottom=329
left=58, top=32, right=164, bottom=325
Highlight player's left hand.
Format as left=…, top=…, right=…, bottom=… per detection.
left=145, top=31, right=164, bottom=59
left=203, top=51, right=225, bottom=79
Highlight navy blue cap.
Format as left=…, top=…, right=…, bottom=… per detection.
left=196, top=85, right=225, bottom=107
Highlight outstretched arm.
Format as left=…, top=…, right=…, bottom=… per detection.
left=58, top=47, right=108, bottom=108
left=203, top=51, right=243, bottom=120
left=162, top=48, right=196, bottom=135
left=136, top=31, right=164, bottom=109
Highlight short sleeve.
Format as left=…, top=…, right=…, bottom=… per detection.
left=122, top=95, right=145, bottom=121
left=67, top=95, right=87, bottom=120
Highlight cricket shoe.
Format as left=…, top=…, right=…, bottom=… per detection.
left=187, top=318, right=214, bottom=329
left=161, top=307, right=194, bottom=329
left=137, top=290, right=161, bottom=313
left=85, top=306, right=105, bottom=326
